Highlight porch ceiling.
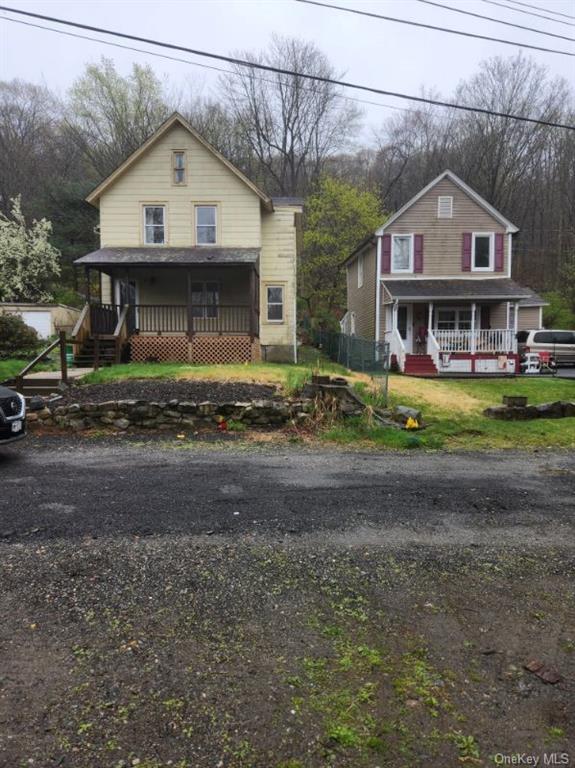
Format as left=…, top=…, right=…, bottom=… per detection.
left=74, top=247, right=260, bottom=267
left=383, top=278, right=540, bottom=303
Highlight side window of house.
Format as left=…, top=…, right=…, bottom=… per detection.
left=472, top=233, right=493, bottom=270
left=357, top=254, right=364, bottom=288
left=267, top=285, right=284, bottom=322
left=144, top=206, right=166, bottom=245
left=392, top=234, right=413, bottom=273
left=195, top=205, right=217, bottom=245
left=173, top=151, right=186, bottom=184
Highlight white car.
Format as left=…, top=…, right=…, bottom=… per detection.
left=517, top=330, right=575, bottom=367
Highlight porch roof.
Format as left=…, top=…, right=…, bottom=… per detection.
left=383, top=278, right=543, bottom=303
left=75, top=247, right=260, bottom=267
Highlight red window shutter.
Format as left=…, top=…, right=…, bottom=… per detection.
left=381, top=234, right=391, bottom=273
left=414, top=234, right=424, bottom=273
left=462, top=232, right=472, bottom=271
left=494, top=233, right=504, bottom=271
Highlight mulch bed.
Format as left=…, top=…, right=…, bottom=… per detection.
left=58, top=379, right=280, bottom=405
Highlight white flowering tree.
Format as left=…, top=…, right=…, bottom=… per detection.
left=0, top=196, right=61, bottom=303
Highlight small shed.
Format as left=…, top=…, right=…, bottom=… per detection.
left=0, top=303, right=81, bottom=338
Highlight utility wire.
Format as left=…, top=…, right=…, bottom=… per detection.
left=479, top=0, right=575, bottom=27
left=0, top=4, right=573, bottom=131
left=414, top=0, right=575, bottom=40
left=295, top=0, right=575, bottom=55
left=503, top=0, right=575, bottom=21
left=0, top=15, right=416, bottom=116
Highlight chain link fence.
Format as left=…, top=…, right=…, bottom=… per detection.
left=313, top=329, right=390, bottom=375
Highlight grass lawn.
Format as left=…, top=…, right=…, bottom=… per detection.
left=0, top=358, right=57, bottom=382
left=77, top=353, right=574, bottom=451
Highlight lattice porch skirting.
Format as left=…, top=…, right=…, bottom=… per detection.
left=130, top=335, right=260, bottom=364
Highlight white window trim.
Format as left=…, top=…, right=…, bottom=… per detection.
left=172, top=150, right=187, bottom=186
left=437, top=195, right=453, bottom=218
left=142, top=204, right=167, bottom=246
left=357, top=254, right=364, bottom=288
left=471, top=232, right=494, bottom=272
left=434, top=306, right=473, bottom=331
left=194, top=204, right=218, bottom=246
left=266, top=284, right=285, bottom=323
left=391, top=233, right=414, bottom=274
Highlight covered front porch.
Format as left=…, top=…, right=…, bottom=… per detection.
left=73, top=248, right=260, bottom=365
left=382, top=279, right=536, bottom=376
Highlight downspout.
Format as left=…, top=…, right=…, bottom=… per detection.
left=507, top=232, right=512, bottom=278
left=293, top=293, right=297, bottom=364
left=375, top=235, right=382, bottom=344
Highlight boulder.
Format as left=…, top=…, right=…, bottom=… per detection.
left=393, top=405, right=422, bottom=424
left=178, top=401, right=198, bottom=414
left=536, top=401, right=564, bottom=419
left=561, top=401, right=575, bottom=418
left=28, top=396, right=45, bottom=412
left=113, top=418, right=130, bottom=430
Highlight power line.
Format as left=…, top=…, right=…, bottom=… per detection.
left=0, top=4, right=573, bottom=131
left=0, top=16, right=416, bottom=117
left=479, top=0, right=575, bottom=27
left=503, top=0, right=575, bottom=21
left=295, top=0, right=575, bottom=55
left=414, top=0, right=575, bottom=40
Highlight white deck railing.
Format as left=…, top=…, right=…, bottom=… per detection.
left=389, top=328, right=406, bottom=370
left=434, top=329, right=516, bottom=354
left=427, top=329, right=441, bottom=370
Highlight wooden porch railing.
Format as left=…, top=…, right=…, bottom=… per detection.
left=434, top=329, right=516, bottom=354
left=7, top=331, right=68, bottom=393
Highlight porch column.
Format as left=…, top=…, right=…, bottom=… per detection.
left=513, top=301, right=519, bottom=352
left=249, top=266, right=257, bottom=342
left=392, top=301, right=398, bottom=331
left=84, top=266, right=91, bottom=304
left=471, top=302, right=476, bottom=355
left=427, top=302, right=433, bottom=332
left=186, top=270, right=194, bottom=339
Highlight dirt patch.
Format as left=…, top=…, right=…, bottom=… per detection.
left=59, top=378, right=280, bottom=404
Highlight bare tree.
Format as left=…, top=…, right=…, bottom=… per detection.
left=66, top=58, right=171, bottom=178
left=218, top=36, right=362, bottom=196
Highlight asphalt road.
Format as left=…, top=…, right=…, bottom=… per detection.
left=1, top=437, right=574, bottom=545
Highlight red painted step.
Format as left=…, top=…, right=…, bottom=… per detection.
left=404, top=354, right=438, bottom=377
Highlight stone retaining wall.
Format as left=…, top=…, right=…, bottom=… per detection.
left=27, top=398, right=314, bottom=432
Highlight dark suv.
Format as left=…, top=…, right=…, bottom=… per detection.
left=0, top=385, right=26, bottom=445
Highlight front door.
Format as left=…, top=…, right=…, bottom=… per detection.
left=115, top=279, right=138, bottom=333
left=397, top=304, right=413, bottom=353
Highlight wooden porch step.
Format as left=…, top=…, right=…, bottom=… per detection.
left=404, top=354, right=438, bottom=377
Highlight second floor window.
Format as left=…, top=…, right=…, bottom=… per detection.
left=392, top=234, right=413, bottom=273
left=144, top=206, right=165, bottom=244
left=195, top=205, right=217, bottom=245
left=472, top=233, right=493, bottom=270
left=173, top=151, right=186, bottom=184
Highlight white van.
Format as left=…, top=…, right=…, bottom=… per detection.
left=517, top=329, right=575, bottom=367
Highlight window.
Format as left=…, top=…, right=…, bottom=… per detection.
left=267, top=285, right=284, bottom=322
left=392, top=234, right=413, bottom=273
left=191, top=281, right=219, bottom=319
left=195, top=205, right=217, bottom=245
left=173, top=151, right=186, bottom=184
left=357, top=254, right=364, bottom=288
left=472, top=233, right=493, bottom=271
left=143, top=206, right=166, bottom=244
left=437, top=196, right=453, bottom=218
left=436, top=307, right=472, bottom=331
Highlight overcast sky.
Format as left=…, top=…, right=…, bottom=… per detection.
left=1, top=0, right=574, bottom=144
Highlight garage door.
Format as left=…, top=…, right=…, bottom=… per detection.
left=20, top=311, right=52, bottom=338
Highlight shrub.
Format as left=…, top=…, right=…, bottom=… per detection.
left=0, top=313, right=39, bottom=357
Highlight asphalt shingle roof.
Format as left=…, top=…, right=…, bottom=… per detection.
left=74, top=248, right=260, bottom=266
left=384, top=278, right=544, bottom=303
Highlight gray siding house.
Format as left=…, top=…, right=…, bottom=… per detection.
left=344, top=170, right=545, bottom=376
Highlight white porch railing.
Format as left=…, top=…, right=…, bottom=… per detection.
left=389, top=328, right=406, bottom=370
left=434, top=329, right=516, bottom=354
left=427, top=329, right=441, bottom=370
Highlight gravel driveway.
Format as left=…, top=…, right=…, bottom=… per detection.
left=1, top=438, right=574, bottom=766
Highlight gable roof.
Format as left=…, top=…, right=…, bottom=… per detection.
left=375, top=170, right=519, bottom=236
left=85, top=112, right=273, bottom=210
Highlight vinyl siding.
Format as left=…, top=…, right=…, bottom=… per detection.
left=259, top=206, right=298, bottom=348
left=384, top=178, right=510, bottom=278
left=518, top=306, right=543, bottom=331
left=98, top=123, right=261, bottom=248
left=346, top=244, right=376, bottom=340
left=489, top=302, right=509, bottom=329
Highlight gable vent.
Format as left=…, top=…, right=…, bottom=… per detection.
left=438, top=196, right=453, bottom=218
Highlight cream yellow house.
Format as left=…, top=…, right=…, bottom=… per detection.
left=73, top=113, right=301, bottom=365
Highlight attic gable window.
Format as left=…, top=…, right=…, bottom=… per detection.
left=173, top=151, right=186, bottom=184
left=143, top=206, right=166, bottom=245
left=437, top=196, right=453, bottom=218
